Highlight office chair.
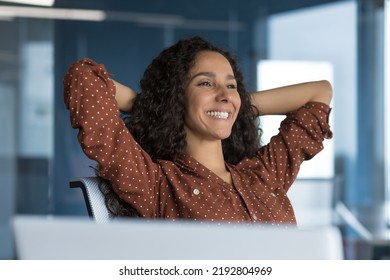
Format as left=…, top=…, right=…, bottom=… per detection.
left=70, top=177, right=112, bottom=223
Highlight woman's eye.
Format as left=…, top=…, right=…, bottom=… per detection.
left=198, top=81, right=212, bottom=87
left=227, top=84, right=237, bottom=89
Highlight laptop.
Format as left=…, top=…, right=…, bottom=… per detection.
left=12, top=215, right=344, bottom=260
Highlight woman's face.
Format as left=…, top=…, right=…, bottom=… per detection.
left=184, top=51, right=241, bottom=143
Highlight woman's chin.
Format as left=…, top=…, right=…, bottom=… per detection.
left=213, top=129, right=232, bottom=140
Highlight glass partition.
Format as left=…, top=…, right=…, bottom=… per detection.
left=0, top=17, right=54, bottom=259
left=385, top=0, right=390, bottom=225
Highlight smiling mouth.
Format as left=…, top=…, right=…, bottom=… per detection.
left=207, top=111, right=229, bottom=119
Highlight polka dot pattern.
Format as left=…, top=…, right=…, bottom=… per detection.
left=64, top=58, right=333, bottom=225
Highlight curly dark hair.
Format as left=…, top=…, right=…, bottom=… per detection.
left=101, top=36, right=261, bottom=218
left=125, top=36, right=260, bottom=164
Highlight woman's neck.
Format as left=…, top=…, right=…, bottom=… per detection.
left=185, top=140, right=231, bottom=182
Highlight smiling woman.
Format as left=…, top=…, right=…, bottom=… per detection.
left=63, top=36, right=332, bottom=224
left=123, top=37, right=259, bottom=165
left=183, top=51, right=244, bottom=185
left=184, top=51, right=241, bottom=159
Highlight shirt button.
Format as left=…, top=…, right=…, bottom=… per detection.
left=193, top=189, right=200, bottom=195
left=252, top=214, right=257, bottom=220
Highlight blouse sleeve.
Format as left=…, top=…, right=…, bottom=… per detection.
left=256, top=102, right=332, bottom=192
left=63, top=58, right=160, bottom=217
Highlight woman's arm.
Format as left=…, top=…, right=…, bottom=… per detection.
left=64, top=58, right=160, bottom=218
left=250, top=80, right=333, bottom=116
left=113, top=80, right=137, bottom=112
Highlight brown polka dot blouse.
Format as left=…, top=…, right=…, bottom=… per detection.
left=63, top=58, right=333, bottom=225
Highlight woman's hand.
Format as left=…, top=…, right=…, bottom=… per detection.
left=113, top=80, right=137, bottom=112
left=250, top=80, right=333, bottom=116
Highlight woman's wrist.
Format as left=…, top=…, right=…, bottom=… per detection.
left=113, top=80, right=137, bottom=112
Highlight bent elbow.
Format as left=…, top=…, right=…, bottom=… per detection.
left=315, top=80, right=333, bottom=105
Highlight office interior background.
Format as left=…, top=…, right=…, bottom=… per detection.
left=0, top=0, right=389, bottom=260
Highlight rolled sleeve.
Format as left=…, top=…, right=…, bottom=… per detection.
left=63, top=58, right=160, bottom=217
left=257, top=102, right=333, bottom=191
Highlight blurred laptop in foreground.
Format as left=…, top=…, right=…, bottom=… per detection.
left=12, top=215, right=344, bottom=260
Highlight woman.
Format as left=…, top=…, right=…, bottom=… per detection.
left=64, top=36, right=332, bottom=224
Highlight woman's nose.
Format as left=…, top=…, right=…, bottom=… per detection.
left=216, top=87, right=230, bottom=102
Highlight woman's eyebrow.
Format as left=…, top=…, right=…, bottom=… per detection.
left=190, top=72, right=236, bottom=81
left=191, top=72, right=215, bottom=80
left=226, top=74, right=236, bottom=81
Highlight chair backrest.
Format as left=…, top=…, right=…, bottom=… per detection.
left=69, top=177, right=112, bottom=223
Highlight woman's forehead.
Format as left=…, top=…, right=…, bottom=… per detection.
left=190, top=51, right=234, bottom=76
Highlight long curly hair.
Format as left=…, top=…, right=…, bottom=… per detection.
left=101, top=36, right=261, bottom=218
left=125, top=36, right=260, bottom=164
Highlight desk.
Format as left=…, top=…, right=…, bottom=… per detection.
left=336, top=202, right=390, bottom=259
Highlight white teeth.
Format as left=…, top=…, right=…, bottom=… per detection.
left=207, top=111, right=229, bottom=119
